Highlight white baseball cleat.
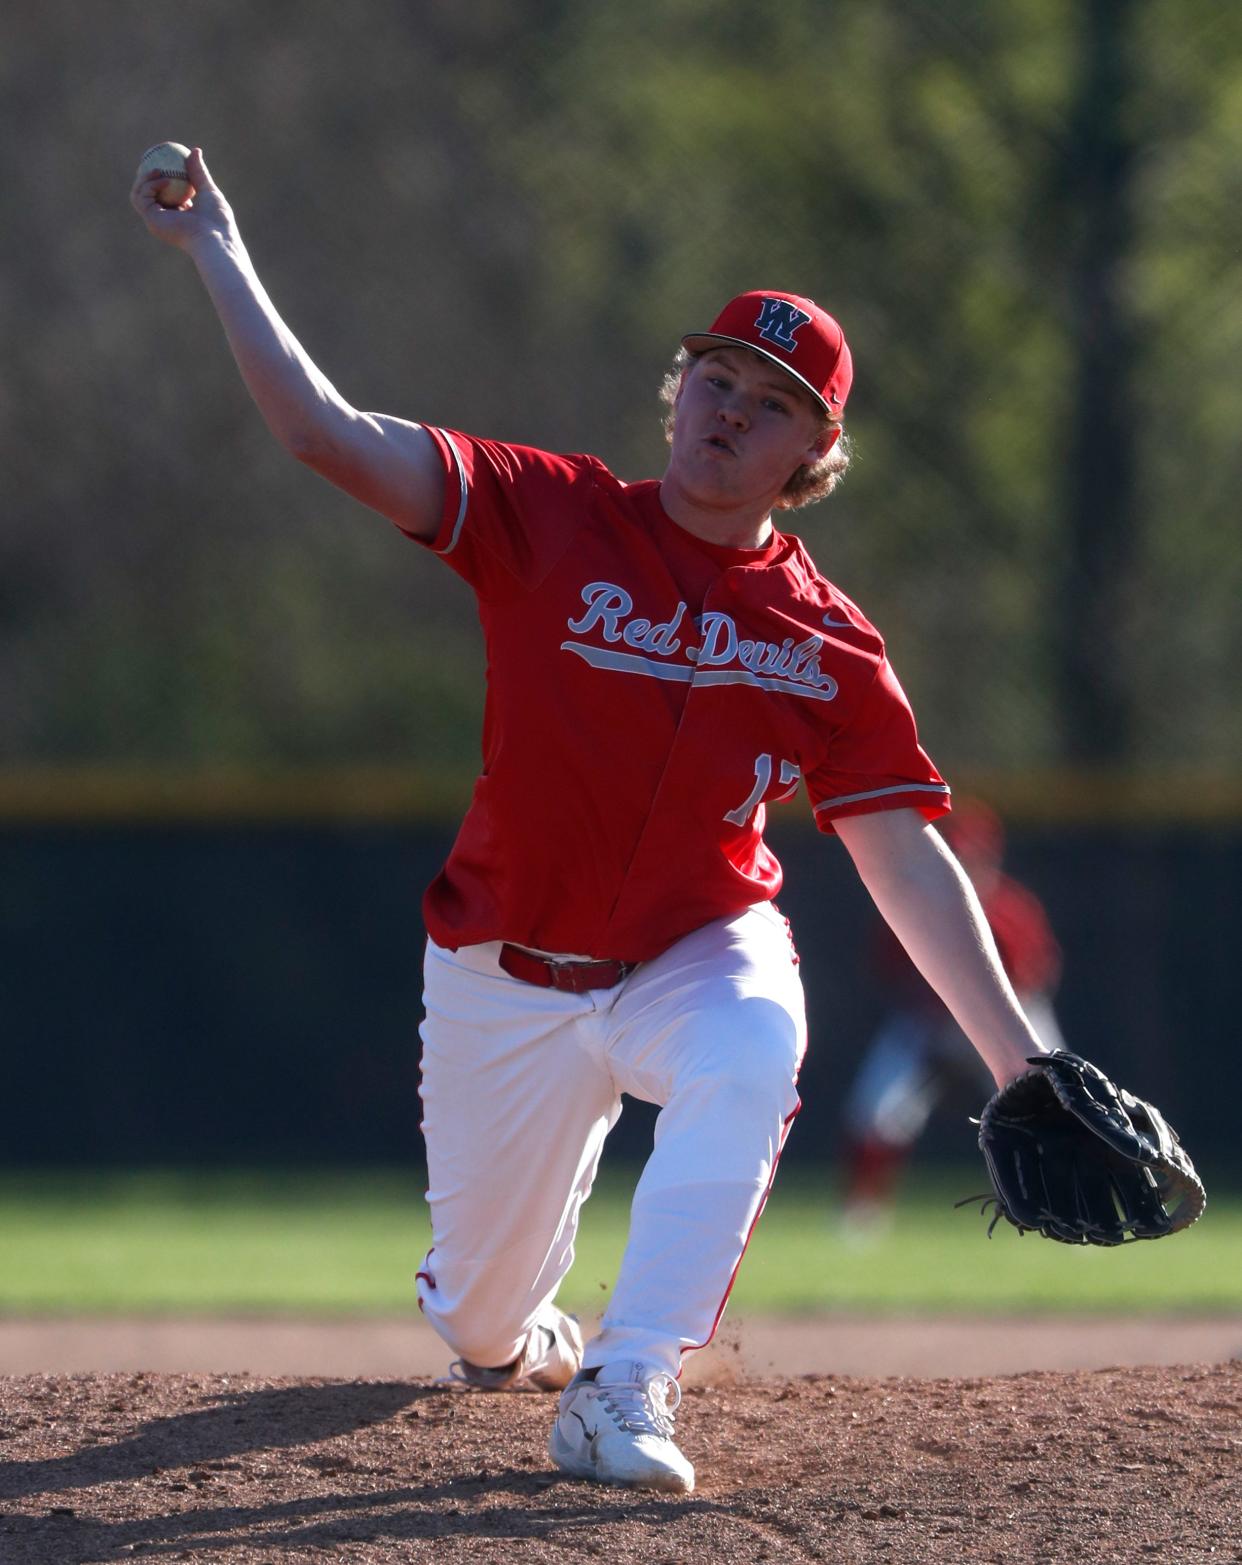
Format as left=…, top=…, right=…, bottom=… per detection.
left=549, top=1361, right=695, bottom=1493
left=446, top=1306, right=584, bottom=1391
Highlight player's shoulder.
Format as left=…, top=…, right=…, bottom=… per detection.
left=537, top=445, right=617, bottom=484
left=439, top=428, right=616, bottom=491
left=774, top=532, right=886, bottom=653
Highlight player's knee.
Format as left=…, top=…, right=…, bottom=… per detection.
left=708, top=1070, right=800, bottom=1132
left=443, top=1322, right=526, bottom=1371
left=417, top=1254, right=520, bottom=1362
left=666, top=1064, right=800, bottom=1177
left=687, top=1005, right=802, bottom=1114
left=420, top=1287, right=528, bottom=1369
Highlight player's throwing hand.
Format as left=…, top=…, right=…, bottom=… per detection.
left=130, top=146, right=234, bottom=251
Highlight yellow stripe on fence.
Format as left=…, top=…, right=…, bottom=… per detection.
left=0, top=767, right=1238, bottom=827
left=0, top=767, right=472, bottom=824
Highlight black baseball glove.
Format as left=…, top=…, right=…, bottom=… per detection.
left=971, top=1050, right=1206, bottom=1245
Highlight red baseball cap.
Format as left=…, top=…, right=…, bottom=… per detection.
left=682, top=289, right=853, bottom=415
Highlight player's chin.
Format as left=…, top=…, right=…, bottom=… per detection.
left=680, top=446, right=745, bottom=486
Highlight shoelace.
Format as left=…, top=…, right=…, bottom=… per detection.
left=593, top=1373, right=681, bottom=1438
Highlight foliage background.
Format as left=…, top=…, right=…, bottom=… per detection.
left=4, top=0, right=1241, bottom=779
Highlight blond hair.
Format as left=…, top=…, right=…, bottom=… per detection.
left=658, top=346, right=852, bottom=509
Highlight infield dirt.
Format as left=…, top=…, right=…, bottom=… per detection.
left=1, top=1358, right=1238, bottom=1564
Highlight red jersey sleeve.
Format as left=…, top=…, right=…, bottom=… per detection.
left=806, top=655, right=951, bottom=832
left=403, top=427, right=604, bottom=599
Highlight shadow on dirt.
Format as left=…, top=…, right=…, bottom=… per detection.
left=6, top=1482, right=705, bottom=1564
left=1, top=1377, right=714, bottom=1562
left=0, top=1380, right=427, bottom=1501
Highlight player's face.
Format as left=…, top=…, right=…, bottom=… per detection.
left=664, top=348, right=835, bottom=524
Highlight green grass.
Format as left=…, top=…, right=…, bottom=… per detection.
left=0, top=1166, right=1237, bottom=1316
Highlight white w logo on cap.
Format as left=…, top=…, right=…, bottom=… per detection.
left=754, top=297, right=812, bottom=352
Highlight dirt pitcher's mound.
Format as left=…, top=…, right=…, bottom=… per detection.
left=1, top=1363, right=1239, bottom=1564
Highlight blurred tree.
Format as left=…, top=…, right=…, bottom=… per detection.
left=1056, top=0, right=1141, bottom=763
left=0, top=0, right=1239, bottom=784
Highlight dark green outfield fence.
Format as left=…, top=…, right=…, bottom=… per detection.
left=4, top=800, right=1238, bottom=1179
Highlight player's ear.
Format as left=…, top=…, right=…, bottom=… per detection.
left=805, top=424, right=841, bottom=465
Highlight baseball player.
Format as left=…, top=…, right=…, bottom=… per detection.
left=132, top=147, right=1049, bottom=1495
left=839, top=799, right=1066, bottom=1232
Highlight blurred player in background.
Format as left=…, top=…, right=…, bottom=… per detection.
left=839, top=798, right=1065, bottom=1233
left=132, top=147, right=1052, bottom=1496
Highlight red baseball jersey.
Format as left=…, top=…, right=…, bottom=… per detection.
left=404, top=430, right=950, bottom=962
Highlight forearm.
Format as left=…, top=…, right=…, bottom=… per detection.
left=838, top=813, right=1047, bottom=1088
left=187, top=228, right=358, bottom=457
left=133, top=146, right=445, bottom=535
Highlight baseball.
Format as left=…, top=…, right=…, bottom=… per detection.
left=137, top=141, right=194, bottom=208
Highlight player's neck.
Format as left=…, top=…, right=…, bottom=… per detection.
left=655, top=481, right=775, bottom=551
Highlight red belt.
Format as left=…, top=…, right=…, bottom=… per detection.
left=498, top=943, right=635, bottom=993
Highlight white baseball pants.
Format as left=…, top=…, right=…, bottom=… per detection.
left=415, top=902, right=807, bottom=1380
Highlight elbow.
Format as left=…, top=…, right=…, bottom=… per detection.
left=273, top=394, right=367, bottom=474
left=282, top=415, right=382, bottom=507
left=284, top=421, right=359, bottom=488
left=285, top=422, right=332, bottom=468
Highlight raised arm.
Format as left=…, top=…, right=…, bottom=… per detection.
left=834, top=808, right=1047, bottom=1089
left=130, top=146, right=443, bottom=540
